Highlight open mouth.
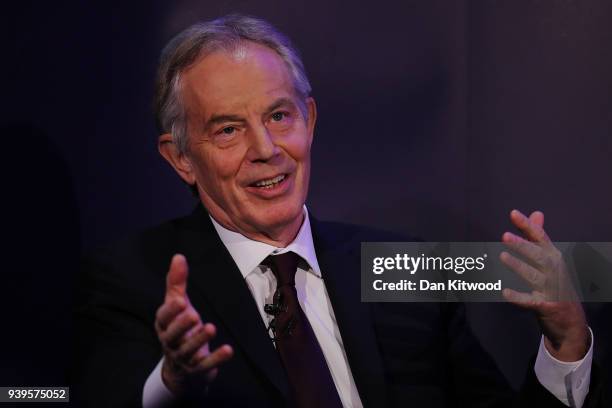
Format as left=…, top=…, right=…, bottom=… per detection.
left=251, top=174, right=287, bottom=189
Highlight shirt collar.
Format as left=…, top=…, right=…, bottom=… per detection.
left=210, top=206, right=322, bottom=279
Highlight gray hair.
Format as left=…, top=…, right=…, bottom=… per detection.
left=154, top=14, right=312, bottom=154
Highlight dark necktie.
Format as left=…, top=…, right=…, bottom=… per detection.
left=262, top=252, right=344, bottom=408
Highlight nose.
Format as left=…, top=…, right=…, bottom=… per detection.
left=247, top=123, right=279, bottom=162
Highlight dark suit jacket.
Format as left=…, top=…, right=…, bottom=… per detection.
left=72, top=206, right=606, bottom=407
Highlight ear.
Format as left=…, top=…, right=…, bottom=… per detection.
left=158, top=133, right=196, bottom=185
left=305, top=97, right=317, bottom=147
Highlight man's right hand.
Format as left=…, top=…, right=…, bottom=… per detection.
left=154, top=254, right=234, bottom=395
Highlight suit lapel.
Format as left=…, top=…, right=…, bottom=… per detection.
left=311, top=216, right=388, bottom=408
left=172, top=206, right=386, bottom=405
left=175, top=206, right=290, bottom=400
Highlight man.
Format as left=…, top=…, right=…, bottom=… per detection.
left=73, top=14, right=605, bottom=407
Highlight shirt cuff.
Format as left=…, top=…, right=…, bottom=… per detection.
left=534, top=327, right=594, bottom=408
left=142, top=357, right=176, bottom=408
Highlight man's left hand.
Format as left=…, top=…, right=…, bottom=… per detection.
left=500, top=209, right=590, bottom=362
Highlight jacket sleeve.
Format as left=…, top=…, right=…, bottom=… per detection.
left=445, top=302, right=606, bottom=408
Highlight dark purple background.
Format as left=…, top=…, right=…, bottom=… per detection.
left=2, top=0, right=611, bottom=396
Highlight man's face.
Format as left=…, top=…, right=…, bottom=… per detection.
left=171, top=42, right=315, bottom=240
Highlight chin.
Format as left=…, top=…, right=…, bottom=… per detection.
left=250, top=201, right=304, bottom=230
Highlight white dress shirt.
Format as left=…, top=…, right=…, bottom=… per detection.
left=143, top=207, right=594, bottom=407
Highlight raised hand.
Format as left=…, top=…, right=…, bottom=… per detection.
left=154, top=254, right=233, bottom=395
left=500, top=210, right=590, bottom=362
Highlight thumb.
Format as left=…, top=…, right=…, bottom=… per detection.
left=529, top=210, right=545, bottom=228
left=166, top=253, right=189, bottom=301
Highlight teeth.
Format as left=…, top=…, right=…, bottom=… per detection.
left=255, top=174, right=286, bottom=188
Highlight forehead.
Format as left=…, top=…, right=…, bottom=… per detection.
left=181, top=41, right=295, bottom=117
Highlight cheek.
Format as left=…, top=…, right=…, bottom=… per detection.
left=285, top=137, right=311, bottom=195
left=285, top=131, right=312, bottom=162
left=192, top=150, right=242, bottom=192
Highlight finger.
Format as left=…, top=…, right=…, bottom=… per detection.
left=502, top=288, right=557, bottom=311
left=155, top=297, right=187, bottom=332
left=194, top=344, right=234, bottom=372
left=510, top=209, right=551, bottom=245
left=177, top=323, right=216, bottom=364
left=502, top=231, right=546, bottom=266
left=529, top=211, right=545, bottom=228
left=161, top=308, right=201, bottom=349
left=500, top=251, right=546, bottom=289
left=166, top=254, right=189, bottom=302
left=502, top=288, right=544, bottom=310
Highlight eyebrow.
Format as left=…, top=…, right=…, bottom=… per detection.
left=263, top=97, right=296, bottom=116
left=203, top=114, right=246, bottom=132
left=203, top=97, right=297, bottom=132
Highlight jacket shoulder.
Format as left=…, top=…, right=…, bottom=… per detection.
left=78, top=212, right=204, bottom=308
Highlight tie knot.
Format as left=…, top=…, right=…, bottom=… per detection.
left=263, top=252, right=301, bottom=286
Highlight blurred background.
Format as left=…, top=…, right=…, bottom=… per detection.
left=2, top=0, right=611, bottom=397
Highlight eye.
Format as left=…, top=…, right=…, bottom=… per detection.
left=271, top=112, right=285, bottom=122
left=221, top=126, right=236, bottom=135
